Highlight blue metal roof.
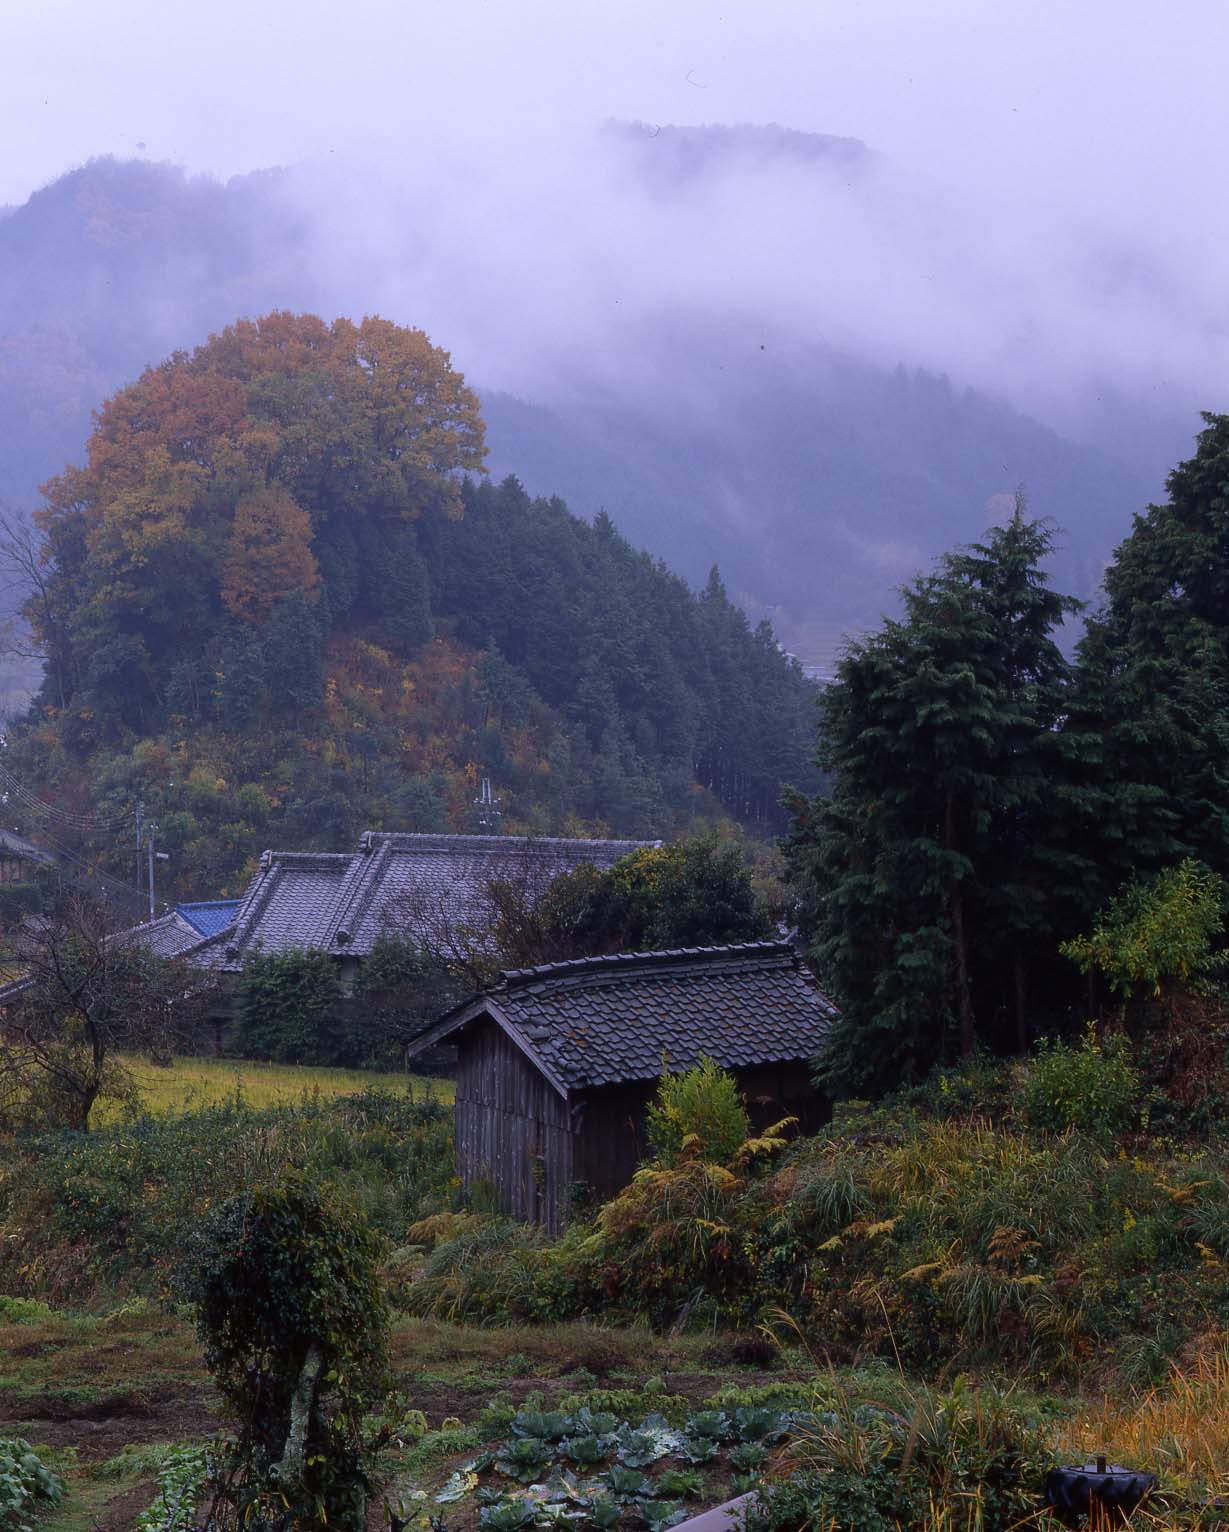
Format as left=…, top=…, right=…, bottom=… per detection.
left=175, top=899, right=241, bottom=938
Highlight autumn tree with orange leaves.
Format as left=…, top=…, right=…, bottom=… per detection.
left=29, top=312, right=485, bottom=738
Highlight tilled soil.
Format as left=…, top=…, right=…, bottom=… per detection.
left=1, top=1389, right=217, bottom=1461
left=90, top=1479, right=159, bottom=1532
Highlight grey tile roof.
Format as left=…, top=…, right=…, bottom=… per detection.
left=129, top=911, right=213, bottom=959
left=408, top=942, right=839, bottom=1092
left=191, top=832, right=656, bottom=972
left=0, top=910, right=223, bottom=1004
left=105, top=911, right=215, bottom=960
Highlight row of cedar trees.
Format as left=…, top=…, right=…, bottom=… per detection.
left=9, top=312, right=817, bottom=901
left=785, top=413, right=1229, bottom=1094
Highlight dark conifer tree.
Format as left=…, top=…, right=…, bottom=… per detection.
left=1070, top=413, right=1229, bottom=886
left=791, top=507, right=1079, bottom=1094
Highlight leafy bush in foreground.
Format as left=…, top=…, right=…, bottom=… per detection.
left=183, top=1177, right=388, bottom=1532
left=0, top=1438, right=63, bottom=1532
left=135, top=1445, right=208, bottom=1532
left=1021, top=1026, right=1140, bottom=1140
left=646, top=1057, right=751, bottom=1168
left=750, top=1377, right=1047, bottom=1532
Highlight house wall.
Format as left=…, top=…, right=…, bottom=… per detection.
left=455, top=1017, right=576, bottom=1234
left=737, top=1060, right=831, bottom=1136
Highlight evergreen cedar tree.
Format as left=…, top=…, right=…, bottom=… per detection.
left=14, top=312, right=818, bottom=878
left=791, top=421, right=1229, bottom=1096
left=1066, top=412, right=1229, bottom=893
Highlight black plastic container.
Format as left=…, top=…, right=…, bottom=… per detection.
left=1045, top=1458, right=1158, bottom=1526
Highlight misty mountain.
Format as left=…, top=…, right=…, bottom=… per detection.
left=603, top=119, right=874, bottom=187
left=0, top=147, right=1166, bottom=667
left=482, top=341, right=1145, bottom=669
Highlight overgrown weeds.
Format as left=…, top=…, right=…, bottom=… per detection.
left=0, top=1090, right=452, bottom=1303
left=404, top=1091, right=1229, bottom=1389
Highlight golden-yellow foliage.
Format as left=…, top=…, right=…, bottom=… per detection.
left=220, top=484, right=320, bottom=624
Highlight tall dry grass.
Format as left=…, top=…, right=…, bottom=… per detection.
left=1051, top=1347, right=1229, bottom=1505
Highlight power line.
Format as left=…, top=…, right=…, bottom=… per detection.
left=19, top=817, right=149, bottom=916
left=0, top=739, right=133, bottom=833
left=0, top=740, right=152, bottom=918
left=0, top=761, right=131, bottom=832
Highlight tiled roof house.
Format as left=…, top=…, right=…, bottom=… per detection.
left=0, top=832, right=656, bottom=1046
left=404, top=941, right=838, bottom=1232
left=0, top=829, right=55, bottom=882
left=187, top=831, right=657, bottom=974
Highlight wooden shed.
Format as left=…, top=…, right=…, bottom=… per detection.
left=404, top=941, right=839, bottom=1233
left=0, top=829, right=54, bottom=885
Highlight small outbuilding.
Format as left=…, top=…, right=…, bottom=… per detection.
left=404, top=940, right=839, bottom=1233
left=0, top=829, right=55, bottom=885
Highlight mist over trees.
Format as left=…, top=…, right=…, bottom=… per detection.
left=0, top=150, right=1170, bottom=668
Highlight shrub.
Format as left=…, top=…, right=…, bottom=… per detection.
left=0, top=1296, right=54, bottom=1324
left=1061, top=859, right=1226, bottom=1000
left=180, top=1175, right=388, bottom=1532
left=754, top=1378, right=1047, bottom=1532
left=232, top=946, right=343, bottom=1065
left=0, top=881, right=44, bottom=929
left=1022, top=1026, right=1140, bottom=1140
left=646, top=1057, right=751, bottom=1167
left=135, top=1444, right=208, bottom=1532
left=0, top=1091, right=452, bottom=1301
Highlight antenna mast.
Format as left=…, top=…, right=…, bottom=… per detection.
left=472, top=777, right=502, bottom=833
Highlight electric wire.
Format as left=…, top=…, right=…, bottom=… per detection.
left=0, top=738, right=152, bottom=917
left=0, top=754, right=131, bottom=832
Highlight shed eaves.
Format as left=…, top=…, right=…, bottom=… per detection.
left=409, top=941, right=839, bottom=1091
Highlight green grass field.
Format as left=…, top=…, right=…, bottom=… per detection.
left=104, top=1054, right=454, bottom=1119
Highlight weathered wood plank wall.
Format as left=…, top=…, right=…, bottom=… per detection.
left=454, top=1018, right=574, bottom=1233
left=454, top=1020, right=828, bottom=1231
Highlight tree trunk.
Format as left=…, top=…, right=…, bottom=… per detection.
left=1013, top=947, right=1028, bottom=1055
left=945, top=791, right=975, bottom=1058
left=275, top=1341, right=324, bottom=1485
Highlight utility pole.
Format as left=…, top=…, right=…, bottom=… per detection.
left=145, top=821, right=168, bottom=920
left=472, top=777, right=502, bottom=833
left=135, top=801, right=145, bottom=912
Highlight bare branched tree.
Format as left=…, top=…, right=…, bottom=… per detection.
left=377, top=841, right=584, bottom=989
left=0, top=891, right=220, bottom=1131
left=0, top=502, right=62, bottom=714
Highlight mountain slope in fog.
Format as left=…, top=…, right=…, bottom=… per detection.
left=0, top=150, right=1160, bottom=661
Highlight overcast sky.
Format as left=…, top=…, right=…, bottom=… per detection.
left=5, top=0, right=1227, bottom=463
left=5, top=0, right=1227, bottom=213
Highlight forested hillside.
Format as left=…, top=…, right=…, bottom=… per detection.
left=4, top=311, right=818, bottom=900
left=0, top=154, right=1163, bottom=668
